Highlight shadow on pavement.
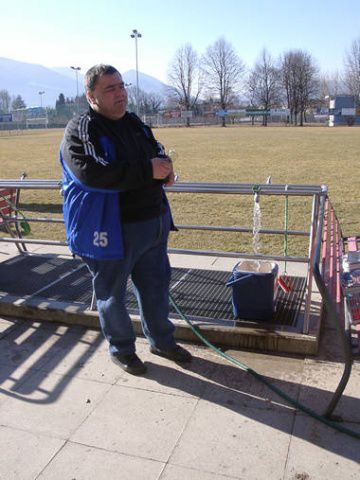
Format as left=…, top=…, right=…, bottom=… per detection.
left=0, top=319, right=358, bottom=464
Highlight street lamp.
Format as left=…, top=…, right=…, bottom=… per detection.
left=70, top=66, right=81, bottom=112
left=38, top=91, right=45, bottom=109
left=130, top=29, right=142, bottom=116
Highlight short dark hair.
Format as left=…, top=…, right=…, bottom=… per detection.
left=85, top=64, right=120, bottom=91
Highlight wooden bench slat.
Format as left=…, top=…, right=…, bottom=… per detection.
left=335, top=215, right=342, bottom=307
left=347, top=236, right=358, bottom=252
left=0, top=188, right=18, bottom=227
left=321, top=199, right=346, bottom=326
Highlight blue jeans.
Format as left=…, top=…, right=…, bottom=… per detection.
left=82, top=210, right=176, bottom=356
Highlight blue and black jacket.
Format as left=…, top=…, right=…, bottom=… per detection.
left=60, top=108, right=171, bottom=260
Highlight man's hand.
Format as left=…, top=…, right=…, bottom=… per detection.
left=164, top=171, right=175, bottom=187
left=151, top=157, right=173, bottom=180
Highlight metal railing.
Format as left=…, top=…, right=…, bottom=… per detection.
left=0, top=179, right=328, bottom=333
left=0, top=178, right=354, bottom=417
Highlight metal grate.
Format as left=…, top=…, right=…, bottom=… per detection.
left=170, top=269, right=235, bottom=323
left=0, top=255, right=84, bottom=295
left=273, top=276, right=307, bottom=326
left=167, top=269, right=306, bottom=327
left=0, top=257, right=306, bottom=328
left=41, top=268, right=93, bottom=304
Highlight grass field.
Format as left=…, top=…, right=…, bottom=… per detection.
left=1, top=125, right=359, bottom=257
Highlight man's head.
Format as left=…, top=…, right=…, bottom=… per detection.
left=85, top=64, right=128, bottom=120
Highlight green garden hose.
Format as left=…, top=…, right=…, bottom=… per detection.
left=283, top=190, right=289, bottom=272
left=169, top=293, right=360, bottom=440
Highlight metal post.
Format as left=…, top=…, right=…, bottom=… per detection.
left=38, top=91, right=45, bottom=108
left=303, top=194, right=320, bottom=333
left=130, top=29, right=142, bottom=116
left=70, top=66, right=81, bottom=113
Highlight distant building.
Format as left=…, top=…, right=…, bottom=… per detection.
left=10, top=107, right=48, bottom=128
left=0, top=114, right=12, bottom=122
left=329, top=95, right=360, bottom=126
left=11, top=106, right=46, bottom=123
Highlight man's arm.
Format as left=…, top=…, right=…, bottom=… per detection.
left=61, top=115, right=171, bottom=191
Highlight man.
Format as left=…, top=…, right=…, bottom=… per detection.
left=60, top=64, right=191, bottom=375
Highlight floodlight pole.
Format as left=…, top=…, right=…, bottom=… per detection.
left=70, top=66, right=81, bottom=113
left=130, top=29, right=142, bottom=116
left=38, top=91, right=45, bottom=109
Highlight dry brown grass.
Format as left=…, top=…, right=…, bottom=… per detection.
left=1, top=125, right=359, bottom=256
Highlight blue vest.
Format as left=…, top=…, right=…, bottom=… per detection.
left=60, top=137, right=124, bottom=260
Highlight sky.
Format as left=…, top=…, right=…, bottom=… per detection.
left=1, top=0, right=360, bottom=82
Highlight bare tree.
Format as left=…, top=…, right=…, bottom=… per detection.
left=127, top=86, right=164, bottom=114
left=202, top=37, right=244, bottom=126
left=247, top=49, right=281, bottom=126
left=318, top=71, right=344, bottom=106
left=282, top=51, right=300, bottom=124
left=344, top=38, right=360, bottom=100
left=126, top=86, right=137, bottom=112
left=140, top=91, right=163, bottom=114
left=0, top=89, right=11, bottom=114
left=281, top=50, right=319, bottom=125
left=247, top=70, right=258, bottom=126
left=298, top=55, right=319, bottom=125
left=167, top=44, right=201, bottom=126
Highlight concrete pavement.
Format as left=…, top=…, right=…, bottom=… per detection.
left=0, top=241, right=359, bottom=479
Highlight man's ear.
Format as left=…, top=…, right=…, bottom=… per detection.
left=86, top=90, right=95, bottom=106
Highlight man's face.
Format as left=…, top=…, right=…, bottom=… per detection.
left=87, top=72, right=128, bottom=120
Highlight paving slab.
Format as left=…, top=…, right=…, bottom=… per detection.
left=0, top=322, right=97, bottom=375
left=298, top=358, right=360, bottom=422
left=315, top=325, right=353, bottom=362
left=29, top=325, right=119, bottom=383
left=0, top=329, right=62, bottom=390
left=0, top=242, right=22, bottom=260
left=31, top=332, right=217, bottom=391
left=0, top=364, right=41, bottom=408
left=169, top=253, right=219, bottom=269
left=169, top=398, right=294, bottom=479
left=0, top=370, right=111, bottom=439
left=115, top=341, right=219, bottom=398
left=159, top=463, right=241, bottom=480
left=21, top=243, right=73, bottom=257
left=38, top=338, right=124, bottom=385
left=0, top=426, right=65, bottom=480
left=71, top=384, right=198, bottom=462
left=203, top=349, right=304, bottom=413
left=284, top=415, right=360, bottom=480
left=37, top=442, right=165, bottom=480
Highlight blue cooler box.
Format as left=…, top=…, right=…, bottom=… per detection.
left=226, top=260, right=278, bottom=320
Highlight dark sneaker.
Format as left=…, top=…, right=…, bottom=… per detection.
left=150, top=345, right=192, bottom=363
left=111, top=353, right=147, bottom=375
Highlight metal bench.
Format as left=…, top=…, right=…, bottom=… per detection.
left=313, top=197, right=358, bottom=419
left=319, top=200, right=359, bottom=353
left=342, top=235, right=360, bottom=355
left=0, top=186, right=27, bottom=253
left=0, top=178, right=66, bottom=250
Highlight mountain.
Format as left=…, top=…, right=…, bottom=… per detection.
left=0, top=58, right=168, bottom=108
left=0, top=57, right=81, bottom=107
left=50, top=68, right=168, bottom=96
left=51, top=67, right=85, bottom=81
left=121, top=70, right=168, bottom=96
